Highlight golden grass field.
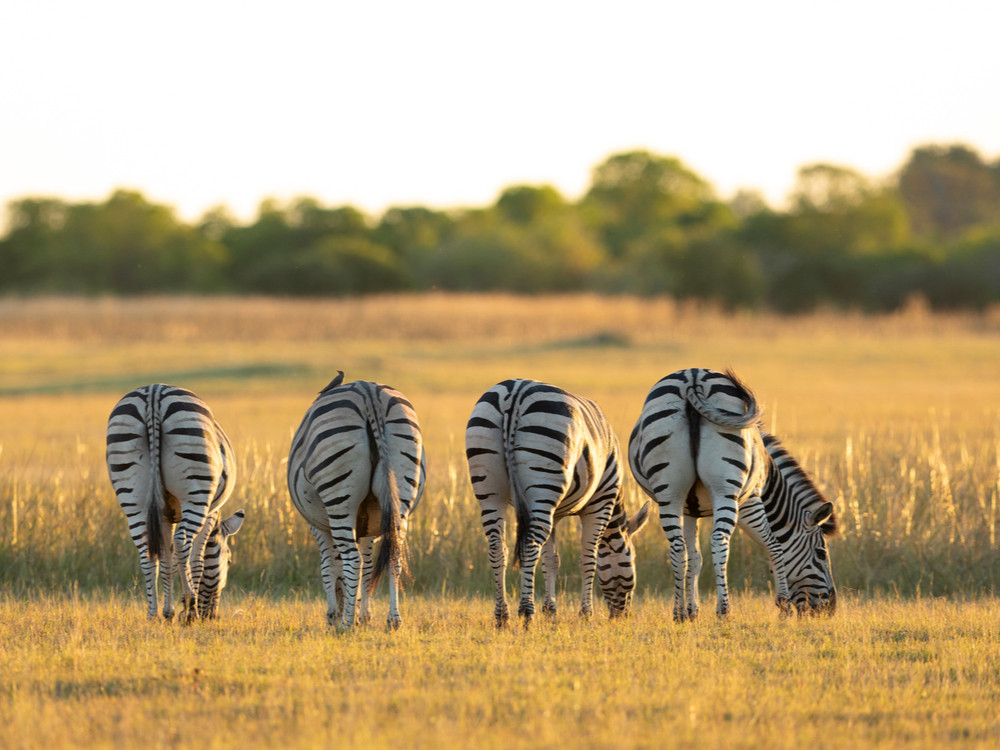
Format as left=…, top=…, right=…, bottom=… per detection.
left=1, top=294, right=999, bottom=748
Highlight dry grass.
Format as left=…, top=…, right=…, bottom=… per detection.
left=1, top=594, right=999, bottom=750
left=1, top=294, right=999, bottom=747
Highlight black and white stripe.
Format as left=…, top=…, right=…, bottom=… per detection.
left=466, top=379, right=650, bottom=627
left=106, top=384, right=245, bottom=621
left=287, top=372, right=426, bottom=630
left=628, top=368, right=836, bottom=620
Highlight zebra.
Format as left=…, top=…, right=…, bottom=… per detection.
left=288, top=372, right=426, bottom=630
left=628, top=368, right=836, bottom=621
left=466, top=379, right=651, bottom=628
left=106, top=384, right=245, bottom=622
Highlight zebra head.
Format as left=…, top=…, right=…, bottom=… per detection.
left=196, top=509, right=245, bottom=619
left=762, top=434, right=837, bottom=615
left=596, top=500, right=651, bottom=618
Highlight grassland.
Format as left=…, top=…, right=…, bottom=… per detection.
left=1, top=294, right=999, bottom=748
left=1, top=594, right=998, bottom=750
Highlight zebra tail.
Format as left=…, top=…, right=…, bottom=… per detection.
left=368, top=394, right=409, bottom=592
left=144, top=386, right=166, bottom=562
left=685, top=368, right=761, bottom=429
left=504, top=406, right=530, bottom=568
left=370, top=460, right=408, bottom=591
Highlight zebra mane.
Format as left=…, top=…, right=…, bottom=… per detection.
left=761, top=432, right=838, bottom=537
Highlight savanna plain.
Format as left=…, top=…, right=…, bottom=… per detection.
left=1, top=294, right=999, bottom=749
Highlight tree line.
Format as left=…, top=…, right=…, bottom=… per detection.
left=3, top=143, right=999, bottom=311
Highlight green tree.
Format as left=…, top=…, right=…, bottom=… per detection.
left=0, top=198, right=70, bottom=291
left=495, top=184, right=567, bottom=225
left=788, top=163, right=909, bottom=255
left=2, top=191, right=227, bottom=293
left=898, top=144, right=1000, bottom=240
left=418, top=187, right=605, bottom=293
left=221, top=197, right=404, bottom=294
left=581, top=150, right=721, bottom=259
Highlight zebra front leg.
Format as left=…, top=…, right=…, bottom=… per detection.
left=309, top=525, right=342, bottom=627
left=709, top=503, right=738, bottom=618
left=682, top=515, right=702, bottom=620
left=540, top=528, right=559, bottom=618
left=738, top=497, right=792, bottom=617
left=174, top=506, right=211, bottom=624
left=357, top=536, right=374, bottom=626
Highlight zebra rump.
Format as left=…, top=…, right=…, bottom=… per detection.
left=106, top=384, right=243, bottom=622
left=288, top=372, right=425, bottom=629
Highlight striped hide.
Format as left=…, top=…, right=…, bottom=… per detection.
left=106, top=384, right=244, bottom=622
left=629, top=368, right=836, bottom=620
left=466, top=379, right=650, bottom=628
left=288, top=372, right=426, bottom=630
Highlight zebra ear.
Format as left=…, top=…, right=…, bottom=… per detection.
left=221, top=509, right=245, bottom=536
left=628, top=500, right=652, bottom=536
left=810, top=502, right=834, bottom=529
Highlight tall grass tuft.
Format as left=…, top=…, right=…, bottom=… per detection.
left=2, top=295, right=999, bottom=603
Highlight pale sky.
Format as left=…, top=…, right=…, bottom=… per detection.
left=2, top=0, right=998, bottom=223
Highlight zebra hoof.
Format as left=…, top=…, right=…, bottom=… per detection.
left=518, top=607, right=534, bottom=630
left=673, top=609, right=688, bottom=623
left=542, top=599, right=557, bottom=617
left=715, top=606, right=731, bottom=619
left=686, top=608, right=699, bottom=621
left=776, top=598, right=793, bottom=618
left=386, top=616, right=401, bottom=631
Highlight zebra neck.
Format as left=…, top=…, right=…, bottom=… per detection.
left=761, top=455, right=795, bottom=533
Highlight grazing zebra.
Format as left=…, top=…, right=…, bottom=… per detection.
left=628, top=368, right=836, bottom=621
left=106, top=384, right=245, bottom=622
left=466, top=379, right=651, bottom=628
left=288, top=372, right=426, bottom=630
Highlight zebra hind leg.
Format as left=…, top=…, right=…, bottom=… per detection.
left=659, top=507, right=690, bottom=623
left=682, top=515, right=701, bottom=620
left=481, top=508, right=510, bottom=628
left=517, top=525, right=551, bottom=630
left=139, top=542, right=161, bottom=621
left=357, top=536, right=374, bottom=626
left=332, top=536, right=362, bottom=631
left=161, top=538, right=178, bottom=621
left=540, top=531, right=559, bottom=619
left=308, top=525, right=342, bottom=627
left=709, top=510, right=737, bottom=618
left=386, top=553, right=403, bottom=631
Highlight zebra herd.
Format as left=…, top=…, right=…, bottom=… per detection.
left=106, top=368, right=837, bottom=629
